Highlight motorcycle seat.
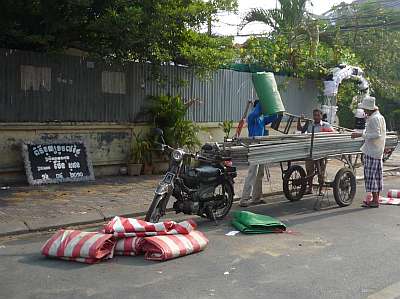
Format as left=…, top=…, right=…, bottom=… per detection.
left=194, top=166, right=221, bottom=177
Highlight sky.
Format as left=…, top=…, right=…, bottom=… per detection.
left=213, top=0, right=355, bottom=43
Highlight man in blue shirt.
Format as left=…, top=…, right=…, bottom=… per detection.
left=239, top=100, right=278, bottom=207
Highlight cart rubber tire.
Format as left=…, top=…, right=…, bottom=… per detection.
left=283, top=165, right=307, bottom=201
left=333, top=168, right=356, bottom=207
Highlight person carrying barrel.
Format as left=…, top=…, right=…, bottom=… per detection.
left=239, top=100, right=278, bottom=207
left=297, top=108, right=334, bottom=196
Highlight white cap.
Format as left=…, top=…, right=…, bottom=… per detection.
left=358, top=96, right=378, bottom=110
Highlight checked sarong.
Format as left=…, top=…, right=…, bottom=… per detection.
left=363, top=155, right=383, bottom=192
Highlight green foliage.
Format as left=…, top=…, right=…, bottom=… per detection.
left=131, top=131, right=151, bottom=164
left=242, top=36, right=358, bottom=79
left=241, top=0, right=399, bottom=131
left=336, top=81, right=359, bottom=129
left=325, top=1, right=400, bottom=124
left=389, top=109, right=400, bottom=132
left=147, top=94, right=200, bottom=151
left=241, top=0, right=309, bottom=46
left=219, top=120, right=234, bottom=139
left=240, top=0, right=360, bottom=80
left=178, top=31, right=237, bottom=76
left=173, top=119, right=201, bottom=152
left=0, top=0, right=238, bottom=73
left=148, top=94, right=187, bottom=129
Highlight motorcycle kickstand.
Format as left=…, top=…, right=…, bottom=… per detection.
left=206, top=206, right=219, bottom=226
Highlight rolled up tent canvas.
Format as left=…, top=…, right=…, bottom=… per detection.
left=252, top=72, right=285, bottom=115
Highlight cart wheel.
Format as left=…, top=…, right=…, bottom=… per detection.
left=283, top=165, right=307, bottom=201
left=333, top=168, right=356, bottom=207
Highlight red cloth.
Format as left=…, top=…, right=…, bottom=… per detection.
left=114, top=237, right=144, bottom=256
left=380, top=197, right=400, bottom=205
left=104, top=216, right=197, bottom=237
left=41, top=230, right=115, bottom=264
left=364, top=194, right=400, bottom=205
left=388, top=190, right=400, bottom=199
left=320, top=127, right=334, bottom=133
left=141, top=231, right=209, bottom=261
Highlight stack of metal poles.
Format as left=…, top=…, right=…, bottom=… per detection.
left=223, top=133, right=399, bottom=165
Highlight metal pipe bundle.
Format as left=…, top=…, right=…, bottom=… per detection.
left=224, top=133, right=399, bottom=165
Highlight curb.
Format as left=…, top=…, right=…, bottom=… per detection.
left=0, top=191, right=285, bottom=238
left=2, top=168, right=398, bottom=238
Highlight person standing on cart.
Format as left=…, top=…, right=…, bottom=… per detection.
left=351, top=96, right=386, bottom=208
left=297, top=108, right=334, bottom=195
left=239, top=100, right=278, bottom=207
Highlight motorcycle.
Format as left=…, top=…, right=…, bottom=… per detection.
left=145, top=129, right=237, bottom=223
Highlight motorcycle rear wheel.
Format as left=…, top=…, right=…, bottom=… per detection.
left=211, top=182, right=234, bottom=220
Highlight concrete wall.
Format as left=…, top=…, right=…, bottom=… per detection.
left=0, top=122, right=248, bottom=184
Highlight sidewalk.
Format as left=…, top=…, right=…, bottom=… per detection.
left=0, top=157, right=399, bottom=237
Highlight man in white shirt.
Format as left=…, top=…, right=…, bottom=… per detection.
left=351, top=96, right=386, bottom=208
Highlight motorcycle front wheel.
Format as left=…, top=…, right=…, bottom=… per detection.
left=145, top=194, right=167, bottom=223
left=212, top=182, right=234, bottom=220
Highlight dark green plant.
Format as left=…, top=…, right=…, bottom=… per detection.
left=219, top=120, right=234, bottom=139
left=148, top=95, right=187, bottom=129
left=389, top=109, right=400, bottom=132
left=173, top=119, right=201, bottom=152
left=147, top=94, right=201, bottom=151
left=336, top=81, right=359, bottom=129
left=131, top=131, right=151, bottom=164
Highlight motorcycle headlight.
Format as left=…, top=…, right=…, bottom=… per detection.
left=172, top=150, right=184, bottom=162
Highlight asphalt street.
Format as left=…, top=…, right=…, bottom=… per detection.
left=1, top=177, right=400, bottom=299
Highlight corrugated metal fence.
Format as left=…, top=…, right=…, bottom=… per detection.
left=0, top=49, right=319, bottom=123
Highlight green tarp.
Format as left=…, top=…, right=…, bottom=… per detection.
left=231, top=211, right=286, bottom=234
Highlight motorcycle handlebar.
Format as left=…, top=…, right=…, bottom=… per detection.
left=157, top=143, right=225, bottom=162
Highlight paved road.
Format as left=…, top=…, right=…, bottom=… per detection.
left=1, top=177, right=400, bottom=299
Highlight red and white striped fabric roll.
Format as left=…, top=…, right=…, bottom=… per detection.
left=41, top=230, right=115, bottom=264
left=379, top=197, right=400, bottom=205
left=364, top=194, right=400, bottom=205
left=387, top=190, right=400, bottom=199
left=114, top=237, right=144, bottom=256
left=141, top=230, right=208, bottom=261
left=104, top=216, right=197, bottom=238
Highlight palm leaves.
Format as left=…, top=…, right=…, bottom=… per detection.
left=241, top=0, right=320, bottom=58
left=241, top=0, right=309, bottom=35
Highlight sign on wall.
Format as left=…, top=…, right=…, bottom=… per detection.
left=22, top=140, right=95, bottom=185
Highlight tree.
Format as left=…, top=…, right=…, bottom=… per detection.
left=0, top=0, right=238, bottom=73
left=325, top=1, right=400, bottom=130
left=241, top=34, right=358, bottom=79
left=239, top=0, right=358, bottom=79
left=241, top=0, right=323, bottom=59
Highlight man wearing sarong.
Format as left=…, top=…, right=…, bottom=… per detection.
left=352, top=96, right=386, bottom=208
